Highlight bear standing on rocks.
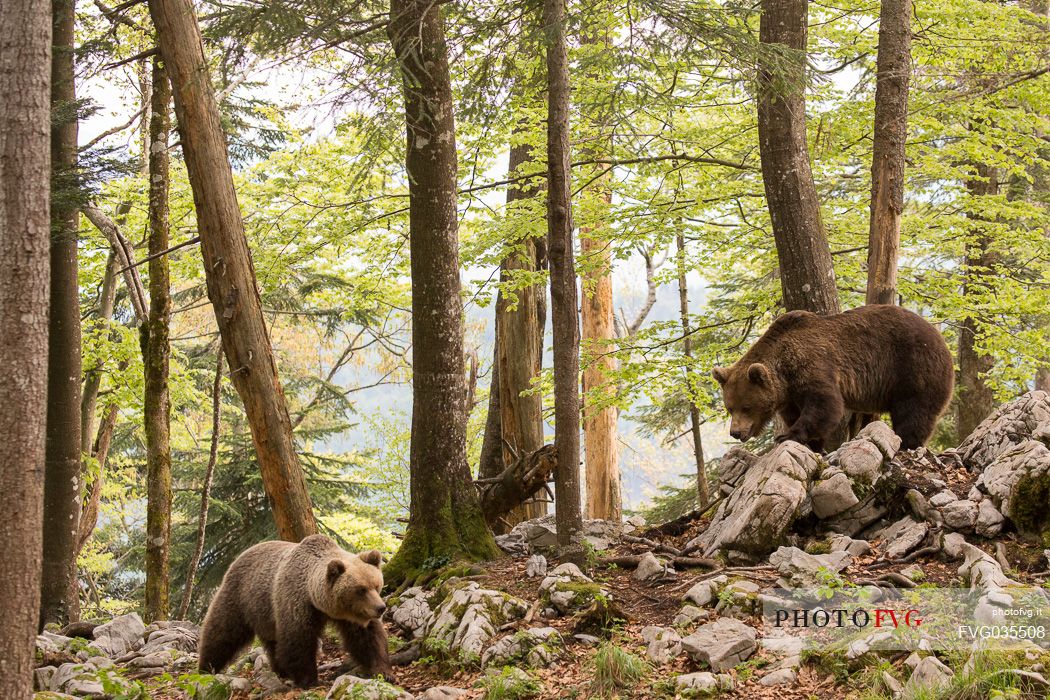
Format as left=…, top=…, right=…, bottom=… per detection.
left=712, top=305, right=953, bottom=451
left=198, top=534, right=393, bottom=687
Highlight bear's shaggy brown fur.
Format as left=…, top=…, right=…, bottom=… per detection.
left=197, top=534, right=392, bottom=687
left=712, top=305, right=953, bottom=451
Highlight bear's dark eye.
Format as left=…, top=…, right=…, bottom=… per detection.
left=355, top=586, right=366, bottom=596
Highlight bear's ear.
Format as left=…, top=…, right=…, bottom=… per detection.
left=747, top=363, right=771, bottom=387
left=326, top=559, right=346, bottom=581
left=711, top=366, right=729, bottom=384
left=359, top=550, right=383, bottom=568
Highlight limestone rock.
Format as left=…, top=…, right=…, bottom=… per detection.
left=955, top=390, right=1050, bottom=469
left=632, top=551, right=670, bottom=581
left=640, top=625, right=682, bottom=664
left=829, top=535, right=872, bottom=557
left=929, top=490, right=958, bottom=507
left=940, top=499, right=979, bottom=531
left=675, top=671, right=733, bottom=693
left=425, top=582, right=528, bottom=659
left=673, top=605, right=709, bottom=628
left=978, top=439, right=1050, bottom=537
left=525, top=555, right=547, bottom=578
left=880, top=517, right=929, bottom=559
left=538, top=563, right=608, bottom=615
left=681, top=617, right=758, bottom=672
left=417, top=688, right=468, bottom=700
left=390, top=587, right=433, bottom=640
left=327, top=674, right=413, bottom=700
left=958, top=543, right=1017, bottom=591
left=942, top=532, right=967, bottom=559
left=690, top=442, right=821, bottom=558
left=717, top=447, right=758, bottom=495
left=810, top=471, right=860, bottom=519
left=91, top=613, right=145, bottom=657
left=683, top=575, right=727, bottom=607
left=480, top=626, right=561, bottom=668
left=976, top=499, right=1006, bottom=537
left=713, top=580, right=761, bottom=618
left=760, top=668, right=797, bottom=686
left=769, top=546, right=851, bottom=587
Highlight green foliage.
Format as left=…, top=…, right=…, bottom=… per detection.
left=476, top=667, right=542, bottom=700
left=590, top=642, right=649, bottom=698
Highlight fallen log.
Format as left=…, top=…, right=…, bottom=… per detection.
left=477, top=443, right=557, bottom=527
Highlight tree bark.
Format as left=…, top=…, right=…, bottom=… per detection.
left=80, top=251, right=119, bottom=455
left=1037, top=366, right=1050, bottom=392
left=0, top=0, right=51, bottom=689
left=148, top=0, right=318, bottom=541
left=581, top=230, right=620, bottom=521
left=383, top=0, right=498, bottom=585
left=179, top=349, right=223, bottom=619
left=866, top=0, right=912, bottom=305
left=956, top=165, right=998, bottom=441
left=76, top=403, right=118, bottom=555
left=41, top=0, right=83, bottom=628
left=544, top=0, right=584, bottom=554
left=493, top=137, right=547, bottom=526
left=757, top=0, right=840, bottom=315
left=676, top=233, right=710, bottom=507
left=143, top=57, right=172, bottom=623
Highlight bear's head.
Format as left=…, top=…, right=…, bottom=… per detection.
left=312, top=548, right=387, bottom=625
left=711, top=362, right=783, bottom=442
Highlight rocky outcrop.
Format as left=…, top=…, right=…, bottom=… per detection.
left=681, top=617, right=757, bottom=672
left=954, top=390, right=1050, bottom=469
left=976, top=438, right=1050, bottom=539
left=424, top=581, right=529, bottom=660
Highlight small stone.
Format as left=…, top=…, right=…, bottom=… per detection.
left=900, top=565, right=924, bottom=581
left=34, top=666, right=57, bottom=691
left=882, top=518, right=929, bottom=559
left=975, top=499, right=1005, bottom=537
left=829, top=535, right=872, bottom=557
left=633, top=552, right=667, bottom=581
left=940, top=500, right=979, bottom=530
left=929, top=490, right=958, bottom=507
left=641, top=626, right=681, bottom=664
left=683, top=575, right=727, bottom=607
left=905, top=489, right=931, bottom=521
left=675, top=671, right=719, bottom=693
left=769, top=546, right=851, bottom=587
left=880, top=670, right=904, bottom=695
left=681, top=617, right=758, bottom=672
left=418, top=687, right=468, bottom=700
left=327, top=674, right=413, bottom=700
left=810, top=471, right=860, bottom=519
left=525, top=555, right=547, bottom=578
left=942, top=532, right=967, bottom=559
left=673, top=605, right=709, bottom=627
left=573, top=634, right=600, bottom=646
left=759, top=668, right=796, bottom=686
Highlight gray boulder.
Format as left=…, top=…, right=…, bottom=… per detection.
left=904, top=656, right=954, bottom=698
left=681, top=617, right=758, bottom=672
left=977, top=439, right=1050, bottom=537
left=91, top=613, right=145, bottom=657
left=940, top=499, right=979, bottom=531
left=327, top=674, right=413, bottom=700
left=976, top=499, right=1006, bottom=537
left=424, top=581, right=529, bottom=659
left=954, top=390, right=1050, bottom=469
left=640, top=625, right=682, bottom=664
left=769, top=546, right=851, bottom=587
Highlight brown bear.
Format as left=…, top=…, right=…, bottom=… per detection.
left=197, top=534, right=393, bottom=688
left=711, top=305, right=953, bottom=451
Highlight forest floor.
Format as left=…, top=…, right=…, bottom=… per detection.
left=136, top=461, right=1050, bottom=700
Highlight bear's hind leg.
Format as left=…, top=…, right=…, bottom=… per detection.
left=890, top=398, right=938, bottom=449
left=198, top=595, right=253, bottom=674
left=335, top=618, right=394, bottom=678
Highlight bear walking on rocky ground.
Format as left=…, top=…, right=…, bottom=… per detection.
left=198, top=534, right=393, bottom=688
left=712, top=305, right=953, bottom=451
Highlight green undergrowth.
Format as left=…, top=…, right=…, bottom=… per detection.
left=477, top=666, right=542, bottom=700
left=590, top=641, right=649, bottom=698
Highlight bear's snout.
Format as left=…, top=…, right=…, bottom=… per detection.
left=730, top=429, right=745, bottom=441
left=375, top=603, right=387, bottom=617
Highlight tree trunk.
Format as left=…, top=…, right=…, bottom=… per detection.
left=956, top=165, right=998, bottom=441
left=148, top=0, right=318, bottom=541
left=581, top=230, right=620, bottom=521
left=383, top=0, right=498, bottom=585
left=179, top=348, right=223, bottom=619
left=866, top=0, right=912, bottom=305
left=0, top=0, right=51, bottom=689
left=544, top=0, right=584, bottom=554
left=757, top=0, right=840, bottom=315
left=676, top=233, right=710, bottom=507
left=77, top=403, right=119, bottom=555
left=495, top=138, right=547, bottom=525
left=478, top=340, right=504, bottom=482
left=1037, top=366, right=1050, bottom=392
left=41, top=0, right=83, bottom=628
left=80, top=251, right=118, bottom=455
left=143, top=58, right=172, bottom=623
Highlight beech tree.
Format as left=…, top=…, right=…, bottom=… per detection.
left=757, top=0, right=840, bottom=315
left=0, top=0, right=51, bottom=691
left=676, top=233, right=710, bottom=507
left=866, top=0, right=912, bottom=305
left=41, top=0, right=83, bottom=628
left=383, top=0, right=498, bottom=584
left=143, top=58, right=172, bottom=622
left=544, top=0, right=584, bottom=553
left=147, top=0, right=318, bottom=541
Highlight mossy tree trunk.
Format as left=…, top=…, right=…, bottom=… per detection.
left=384, top=0, right=498, bottom=586
left=143, top=57, right=172, bottom=623
left=41, top=0, right=83, bottom=628
left=676, top=233, right=710, bottom=508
